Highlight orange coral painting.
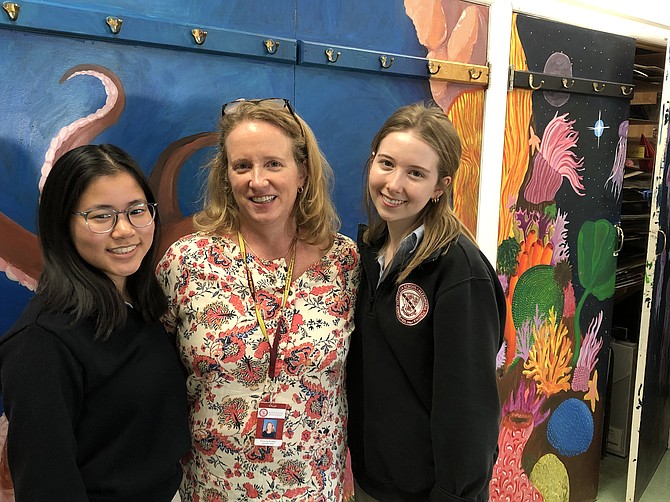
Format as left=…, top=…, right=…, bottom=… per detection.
left=404, top=0, right=488, bottom=234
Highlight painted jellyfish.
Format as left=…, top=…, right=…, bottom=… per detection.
left=606, top=120, right=629, bottom=200
left=572, top=311, right=604, bottom=392
left=524, top=113, right=585, bottom=205
left=489, top=380, right=548, bottom=501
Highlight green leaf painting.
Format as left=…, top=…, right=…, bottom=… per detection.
left=573, top=219, right=617, bottom=365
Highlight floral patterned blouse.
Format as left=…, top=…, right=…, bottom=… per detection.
left=157, top=232, right=359, bottom=502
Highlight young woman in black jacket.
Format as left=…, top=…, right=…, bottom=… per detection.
left=347, top=103, right=505, bottom=502
left=0, top=144, right=190, bottom=501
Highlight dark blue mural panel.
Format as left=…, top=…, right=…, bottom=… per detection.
left=21, top=0, right=298, bottom=38
left=295, top=67, right=432, bottom=238
left=297, top=0, right=425, bottom=57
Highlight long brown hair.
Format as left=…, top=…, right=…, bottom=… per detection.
left=363, top=102, right=476, bottom=283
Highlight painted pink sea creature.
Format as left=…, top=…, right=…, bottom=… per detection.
left=524, top=112, right=585, bottom=204
left=606, top=121, right=629, bottom=200
left=39, top=66, right=125, bottom=191
left=572, top=311, right=604, bottom=392
left=490, top=380, right=547, bottom=501
left=0, top=65, right=125, bottom=291
left=550, top=209, right=569, bottom=266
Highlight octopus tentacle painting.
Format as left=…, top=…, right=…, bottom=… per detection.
left=0, top=64, right=126, bottom=291
left=0, top=64, right=216, bottom=293
left=39, top=65, right=126, bottom=191
left=149, top=132, right=217, bottom=259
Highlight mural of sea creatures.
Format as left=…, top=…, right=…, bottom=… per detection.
left=0, top=63, right=218, bottom=291
left=0, top=64, right=125, bottom=291
left=149, top=133, right=216, bottom=260
left=490, top=379, right=548, bottom=501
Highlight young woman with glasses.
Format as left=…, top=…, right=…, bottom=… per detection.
left=156, top=98, right=359, bottom=501
left=0, top=144, right=190, bottom=501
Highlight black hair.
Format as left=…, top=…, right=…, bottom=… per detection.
left=37, top=144, right=167, bottom=339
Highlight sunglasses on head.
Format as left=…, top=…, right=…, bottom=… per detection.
left=221, top=98, right=304, bottom=138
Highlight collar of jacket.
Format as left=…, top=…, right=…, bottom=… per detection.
left=356, top=224, right=451, bottom=285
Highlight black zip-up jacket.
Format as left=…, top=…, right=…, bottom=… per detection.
left=347, top=226, right=505, bottom=501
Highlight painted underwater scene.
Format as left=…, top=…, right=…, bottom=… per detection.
left=490, top=13, right=634, bottom=502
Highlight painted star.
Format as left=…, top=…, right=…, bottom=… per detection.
left=584, top=369, right=599, bottom=412
left=587, top=110, right=610, bottom=148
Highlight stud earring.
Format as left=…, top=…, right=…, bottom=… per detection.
left=431, top=196, right=441, bottom=203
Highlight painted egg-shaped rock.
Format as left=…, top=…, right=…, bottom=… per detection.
left=530, top=453, right=570, bottom=501
left=546, top=398, right=593, bottom=457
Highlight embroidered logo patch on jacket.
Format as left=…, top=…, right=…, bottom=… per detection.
left=395, top=283, right=429, bottom=326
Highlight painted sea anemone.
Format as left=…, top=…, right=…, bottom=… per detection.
left=572, top=311, right=604, bottom=392
left=524, top=112, right=585, bottom=204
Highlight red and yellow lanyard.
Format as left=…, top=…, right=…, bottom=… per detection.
left=238, top=232, right=295, bottom=379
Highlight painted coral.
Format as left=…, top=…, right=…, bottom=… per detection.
left=523, top=308, right=573, bottom=397
left=524, top=112, right=585, bottom=204
left=515, top=319, right=532, bottom=363
left=501, top=379, right=550, bottom=427
left=489, top=413, right=543, bottom=502
left=572, top=311, right=604, bottom=392
left=490, top=380, right=547, bottom=501
left=550, top=209, right=569, bottom=266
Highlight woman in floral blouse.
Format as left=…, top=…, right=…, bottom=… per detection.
left=157, top=98, right=359, bottom=501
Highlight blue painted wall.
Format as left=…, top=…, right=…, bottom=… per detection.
left=0, top=0, right=432, bottom=333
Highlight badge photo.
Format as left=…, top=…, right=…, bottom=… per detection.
left=254, top=402, right=287, bottom=447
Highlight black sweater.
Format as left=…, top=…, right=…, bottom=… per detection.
left=0, top=295, right=190, bottom=501
left=347, top=228, right=505, bottom=501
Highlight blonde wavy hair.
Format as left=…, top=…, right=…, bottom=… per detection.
left=194, top=100, right=340, bottom=249
left=364, top=102, right=476, bottom=283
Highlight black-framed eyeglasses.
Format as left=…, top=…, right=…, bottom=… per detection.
left=221, top=98, right=305, bottom=138
left=73, top=202, right=158, bottom=234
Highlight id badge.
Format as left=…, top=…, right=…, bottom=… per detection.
left=254, top=402, right=287, bottom=446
